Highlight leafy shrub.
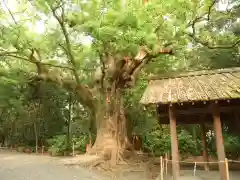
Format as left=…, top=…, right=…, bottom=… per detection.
left=178, top=130, right=198, bottom=155
left=207, top=133, right=240, bottom=158
left=223, top=133, right=240, bottom=158
left=72, top=134, right=89, bottom=152
left=144, top=126, right=198, bottom=156
left=47, top=134, right=89, bottom=156
left=144, top=126, right=171, bottom=156
left=47, top=135, right=67, bottom=156
left=224, top=134, right=240, bottom=156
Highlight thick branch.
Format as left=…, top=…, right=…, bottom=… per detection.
left=122, top=46, right=173, bottom=87
left=0, top=51, right=74, bottom=70
left=132, top=48, right=172, bottom=78
left=130, top=57, right=149, bottom=85
left=29, top=49, right=95, bottom=109
left=0, top=49, right=95, bottom=110
left=34, top=75, right=95, bottom=109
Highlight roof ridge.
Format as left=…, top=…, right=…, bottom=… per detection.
left=149, top=67, right=240, bottom=80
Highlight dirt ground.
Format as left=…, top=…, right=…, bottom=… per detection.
left=1, top=149, right=240, bottom=180
left=93, top=163, right=240, bottom=180
left=95, top=157, right=240, bottom=180
left=62, top=152, right=240, bottom=180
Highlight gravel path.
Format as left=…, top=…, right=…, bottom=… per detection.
left=0, top=151, right=108, bottom=180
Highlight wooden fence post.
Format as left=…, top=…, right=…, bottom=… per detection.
left=165, top=153, right=168, bottom=176
left=41, top=146, right=44, bottom=155
left=72, top=143, right=75, bottom=156
left=225, top=158, right=230, bottom=180
left=160, top=156, right=164, bottom=180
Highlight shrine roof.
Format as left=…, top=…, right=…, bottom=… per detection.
left=140, top=67, right=240, bottom=105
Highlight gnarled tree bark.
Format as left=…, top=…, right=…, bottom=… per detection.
left=88, top=86, right=132, bottom=165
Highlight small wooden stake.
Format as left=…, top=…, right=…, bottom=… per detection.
left=72, top=143, right=75, bottom=156
left=201, top=122, right=209, bottom=171
left=165, top=153, right=168, bottom=176
left=41, top=146, right=44, bottom=155
left=162, top=156, right=165, bottom=179
left=160, top=156, right=164, bottom=180
left=225, top=158, right=230, bottom=180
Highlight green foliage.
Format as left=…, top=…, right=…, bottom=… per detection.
left=144, top=125, right=171, bottom=155
left=47, top=134, right=89, bottom=155
left=124, top=79, right=155, bottom=135
left=72, top=134, right=89, bottom=152
left=224, top=134, right=240, bottom=156
left=143, top=125, right=199, bottom=156
left=47, top=135, right=68, bottom=156
left=177, top=130, right=199, bottom=155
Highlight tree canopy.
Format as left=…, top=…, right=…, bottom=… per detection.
left=0, top=0, right=239, bottom=165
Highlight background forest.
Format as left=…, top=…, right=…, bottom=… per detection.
left=0, top=0, right=239, bottom=162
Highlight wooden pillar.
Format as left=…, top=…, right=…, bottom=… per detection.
left=201, top=123, right=209, bottom=171
left=212, top=103, right=227, bottom=180
left=169, top=105, right=180, bottom=180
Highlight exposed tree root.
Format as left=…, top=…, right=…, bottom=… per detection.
left=87, top=146, right=133, bottom=168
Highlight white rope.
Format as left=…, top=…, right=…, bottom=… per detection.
left=165, top=159, right=240, bottom=164
left=228, top=160, right=240, bottom=163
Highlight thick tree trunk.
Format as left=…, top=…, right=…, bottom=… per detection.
left=88, top=87, right=132, bottom=165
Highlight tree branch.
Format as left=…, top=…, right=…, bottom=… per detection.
left=28, top=49, right=95, bottom=110
left=207, top=0, right=217, bottom=21
left=187, top=33, right=240, bottom=49
left=33, top=75, right=95, bottom=109
left=186, top=0, right=240, bottom=49
left=186, top=0, right=217, bottom=28
left=0, top=51, right=74, bottom=70
left=122, top=46, right=173, bottom=87
left=2, top=0, right=18, bottom=25
left=48, top=4, right=95, bottom=110
left=0, top=49, right=95, bottom=109
left=50, top=4, right=81, bottom=84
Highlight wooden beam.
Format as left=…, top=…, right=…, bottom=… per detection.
left=158, top=105, right=240, bottom=117
left=169, top=105, right=180, bottom=180
left=212, top=103, right=227, bottom=180
left=201, top=122, right=209, bottom=171
left=157, top=113, right=236, bottom=125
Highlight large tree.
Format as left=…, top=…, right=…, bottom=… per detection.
left=0, top=0, right=239, bottom=164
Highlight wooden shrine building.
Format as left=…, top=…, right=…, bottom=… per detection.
left=140, top=67, right=240, bottom=180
